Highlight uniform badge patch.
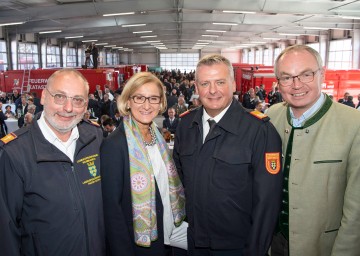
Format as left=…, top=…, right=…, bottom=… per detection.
left=265, top=152, right=280, bottom=174
left=1, top=133, right=18, bottom=144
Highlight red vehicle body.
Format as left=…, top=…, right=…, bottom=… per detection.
left=0, top=64, right=148, bottom=96
left=237, top=66, right=360, bottom=105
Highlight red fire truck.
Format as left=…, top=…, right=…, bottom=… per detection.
left=0, top=64, right=148, bottom=96
left=237, top=67, right=360, bottom=104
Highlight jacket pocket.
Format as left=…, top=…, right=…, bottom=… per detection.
left=314, top=160, right=342, bottom=164
left=212, top=149, right=252, bottom=190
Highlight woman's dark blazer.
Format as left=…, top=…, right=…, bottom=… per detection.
left=101, top=122, right=171, bottom=256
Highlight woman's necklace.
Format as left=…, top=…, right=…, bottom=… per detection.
left=143, top=126, right=157, bottom=147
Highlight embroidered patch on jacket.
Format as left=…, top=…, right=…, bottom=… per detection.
left=0, top=133, right=18, bottom=144
left=77, top=154, right=101, bottom=185
left=265, top=152, right=281, bottom=174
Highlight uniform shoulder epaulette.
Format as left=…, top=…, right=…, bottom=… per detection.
left=0, top=133, right=18, bottom=145
left=179, top=107, right=199, bottom=118
left=249, top=110, right=270, bottom=122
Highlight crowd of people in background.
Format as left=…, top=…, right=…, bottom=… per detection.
left=1, top=68, right=359, bottom=139
left=1, top=46, right=360, bottom=256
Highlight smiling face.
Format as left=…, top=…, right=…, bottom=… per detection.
left=41, top=71, right=88, bottom=140
left=196, top=63, right=235, bottom=117
left=276, top=49, right=324, bottom=118
left=127, top=82, right=161, bottom=130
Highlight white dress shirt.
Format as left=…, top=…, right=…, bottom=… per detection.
left=38, top=112, right=79, bottom=162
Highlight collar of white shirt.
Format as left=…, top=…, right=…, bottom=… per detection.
left=38, top=112, right=80, bottom=162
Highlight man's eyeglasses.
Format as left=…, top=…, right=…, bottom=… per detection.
left=131, top=95, right=161, bottom=104
left=277, top=69, right=320, bottom=87
left=46, top=87, right=87, bottom=108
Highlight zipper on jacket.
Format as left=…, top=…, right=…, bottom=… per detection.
left=71, top=165, right=91, bottom=256
left=65, top=165, right=79, bottom=211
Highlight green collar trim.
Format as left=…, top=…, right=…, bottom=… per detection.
left=286, top=94, right=333, bottom=129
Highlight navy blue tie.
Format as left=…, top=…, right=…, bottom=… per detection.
left=206, top=119, right=216, bottom=140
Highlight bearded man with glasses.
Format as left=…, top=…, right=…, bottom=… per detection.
left=267, top=45, right=360, bottom=256
left=0, top=69, right=106, bottom=256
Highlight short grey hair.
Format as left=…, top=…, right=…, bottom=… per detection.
left=195, top=54, right=234, bottom=81
left=274, top=45, right=323, bottom=76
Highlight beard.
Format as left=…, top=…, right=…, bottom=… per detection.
left=43, top=109, right=83, bottom=134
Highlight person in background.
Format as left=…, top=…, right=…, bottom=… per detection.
left=259, top=84, right=267, bottom=100
left=173, top=95, right=188, bottom=117
left=268, top=45, right=360, bottom=256
left=91, top=42, right=99, bottom=69
left=31, top=92, right=43, bottom=113
left=163, top=88, right=178, bottom=119
left=88, top=93, right=102, bottom=118
left=0, top=102, right=7, bottom=137
left=162, top=107, right=179, bottom=135
left=112, top=108, right=122, bottom=127
left=242, top=88, right=257, bottom=109
left=338, top=92, right=349, bottom=104
left=101, top=72, right=187, bottom=256
left=23, top=112, right=33, bottom=126
left=84, top=109, right=92, bottom=120
left=18, top=104, right=36, bottom=128
left=0, top=69, right=105, bottom=255
left=254, top=100, right=264, bottom=113
left=4, top=105, right=15, bottom=119
left=0, top=92, right=8, bottom=103
left=85, top=45, right=92, bottom=67
left=268, top=84, right=283, bottom=106
left=102, top=117, right=116, bottom=137
left=15, top=95, right=28, bottom=117
left=173, top=54, right=283, bottom=256
left=255, top=86, right=264, bottom=100
left=343, top=95, right=355, bottom=108
left=94, top=84, right=101, bottom=100
left=10, top=89, right=20, bottom=103
left=356, top=93, right=360, bottom=110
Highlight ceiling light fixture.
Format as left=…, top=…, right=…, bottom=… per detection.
left=279, top=33, right=319, bottom=36
left=146, top=40, right=161, bottom=43
left=222, top=10, right=256, bottom=14
left=95, top=43, right=108, bottom=45
left=278, top=33, right=303, bottom=36
left=140, top=35, right=157, bottom=38
left=0, top=21, right=25, bottom=26
left=263, top=37, right=281, bottom=40
left=133, top=31, right=153, bottom=34
left=341, top=16, right=360, bottom=20
left=213, top=22, right=238, bottom=26
left=82, top=39, right=98, bottom=42
left=202, top=34, right=219, bottom=37
left=198, top=40, right=213, bottom=42
left=122, top=24, right=146, bottom=27
left=103, top=12, right=135, bottom=17
left=65, top=35, right=84, bottom=39
left=206, top=30, right=226, bottom=33
left=39, top=30, right=62, bottom=34
left=303, top=26, right=329, bottom=30
left=104, top=45, right=116, bottom=47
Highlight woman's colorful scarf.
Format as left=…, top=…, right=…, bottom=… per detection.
left=123, top=115, right=186, bottom=247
